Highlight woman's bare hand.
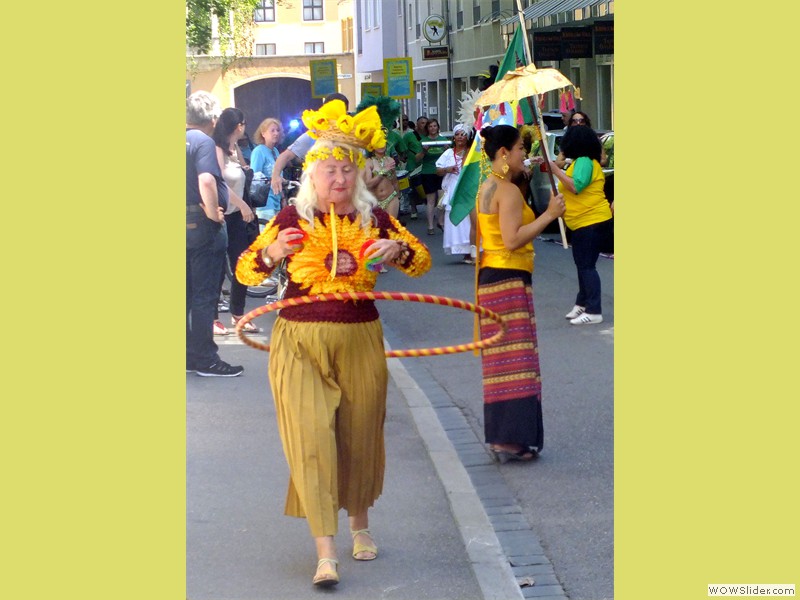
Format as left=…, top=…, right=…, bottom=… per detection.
left=545, top=192, right=566, bottom=219
left=272, top=227, right=307, bottom=259
left=241, top=205, right=255, bottom=223
left=363, top=238, right=401, bottom=264
left=201, top=204, right=225, bottom=223
left=270, top=174, right=284, bottom=195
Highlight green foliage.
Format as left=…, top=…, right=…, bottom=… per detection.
left=186, top=0, right=263, bottom=57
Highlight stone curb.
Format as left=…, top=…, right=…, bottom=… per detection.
left=386, top=353, right=525, bottom=600
left=388, top=352, right=570, bottom=600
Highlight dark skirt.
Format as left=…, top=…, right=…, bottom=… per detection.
left=421, top=173, right=443, bottom=194
left=478, top=267, right=544, bottom=452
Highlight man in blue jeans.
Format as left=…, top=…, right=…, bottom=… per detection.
left=186, top=91, right=244, bottom=377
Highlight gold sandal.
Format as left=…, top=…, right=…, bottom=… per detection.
left=351, top=528, right=378, bottom=561
left=312, top=558, right=339, bottom=587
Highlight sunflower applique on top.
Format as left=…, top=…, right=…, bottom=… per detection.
left=289, top=212, right=380, bottom=295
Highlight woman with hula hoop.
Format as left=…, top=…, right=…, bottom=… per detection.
left=235, top=99, right=431, bottom=588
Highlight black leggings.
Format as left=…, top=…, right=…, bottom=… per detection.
left=216, top=210, right=250, bottom=317
left=570, top=219, right=612, bottom=315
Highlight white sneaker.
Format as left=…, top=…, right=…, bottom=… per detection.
left=570, top=313, right=603, bottom=325
left=565, top=305, right=586, bottom=319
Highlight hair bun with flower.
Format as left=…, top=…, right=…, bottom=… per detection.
left=301, top=99, right=386, bottom=153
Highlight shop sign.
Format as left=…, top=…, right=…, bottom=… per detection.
left=594, top=21, right=614, bottom=55
left=422, top=46, right=449, bottom=60
left=534, top=31, right=562, bottom=61
left=561, top=27, right=593, bottom=59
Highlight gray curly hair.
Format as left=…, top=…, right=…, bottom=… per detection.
left=186, top=91, right=221, bottom=126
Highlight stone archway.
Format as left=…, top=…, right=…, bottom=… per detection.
left=234, top=77, right=324, bottom=147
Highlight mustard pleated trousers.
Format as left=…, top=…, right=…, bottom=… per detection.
left=268, top=317, right=388, bottom=537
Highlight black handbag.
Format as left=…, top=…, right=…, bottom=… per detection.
left=242, top=168, right=255, bottom=205
left=248, top=174, right=270, bottom=208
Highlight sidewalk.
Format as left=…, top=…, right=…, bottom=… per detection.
left=187, top=335, right=522, bottom=600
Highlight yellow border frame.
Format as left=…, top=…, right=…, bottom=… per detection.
left=383, top=57, right=413, bottom=99
left=309, top=58, right=338, bottom=98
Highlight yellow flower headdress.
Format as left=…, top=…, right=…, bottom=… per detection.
left=301, top=100, right=386, bottom=169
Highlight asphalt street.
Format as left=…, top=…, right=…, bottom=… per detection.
left=376, top=215, right=614, bottom=600
left=186, top=209, right=613, bottom=600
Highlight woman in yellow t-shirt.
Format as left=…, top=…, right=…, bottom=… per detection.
left=476, top=125, right=565, bottom=463
left=549, top=125, right=613, bottom=325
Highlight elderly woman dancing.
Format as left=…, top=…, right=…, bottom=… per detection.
left=236, top=100, right=431, bottom=588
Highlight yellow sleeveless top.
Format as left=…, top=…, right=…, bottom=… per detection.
left=477, top=201, right=535, bottom=273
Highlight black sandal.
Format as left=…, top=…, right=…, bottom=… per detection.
left=490, top=447, right=536, bottom=464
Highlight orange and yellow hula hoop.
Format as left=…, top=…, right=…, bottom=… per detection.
left=234, top=291, right=506, bottom=357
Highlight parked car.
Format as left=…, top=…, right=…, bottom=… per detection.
left=540, top=110, right=566, bottom=131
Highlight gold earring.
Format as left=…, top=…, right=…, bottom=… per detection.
left=501, top=155, right=510, bottom=175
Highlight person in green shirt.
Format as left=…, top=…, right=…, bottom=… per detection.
left=385, top=127, right=406, bottom=164
left=419, top=118, right=448, bottom=234
left=402, top=116, right=428, bottom=220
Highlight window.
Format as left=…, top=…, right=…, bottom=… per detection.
left=456, top=0, right=463, bottom=28
left=492, top=0, right=500, bottom=15
left=473, top=0, right=480, bottom=23
left=303, top=0, right=323, bottom=21
left=365, top=0, right=381, bottom=29
left=254, top=0, right=275, bottom=22
left=256, top=43, right=276, bottom=55
left=304, top=42, right=325, bottom=54
left=341, top=17, right=353, bottom=52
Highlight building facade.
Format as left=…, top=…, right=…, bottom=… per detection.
left=500, top=0, right=614, bottom=130
left=186, top=0, right=613, bottom=137
left=186, top=1, right=357, bottom=141
left=354, top=0, right=614, bottom=130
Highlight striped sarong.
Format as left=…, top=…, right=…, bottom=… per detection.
left=478, top=268, right=543, bottom=452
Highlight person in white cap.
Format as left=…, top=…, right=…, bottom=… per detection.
left=435, top=124, right=475, bottom=263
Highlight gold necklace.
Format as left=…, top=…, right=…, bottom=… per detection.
left=490, top=170, right=506, bottom=180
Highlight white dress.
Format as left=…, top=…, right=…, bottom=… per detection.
left=436, top=148, right=472, bottom=255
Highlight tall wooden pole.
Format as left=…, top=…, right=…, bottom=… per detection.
left=445, top=0, right=454, bottom=129
left=514, top=0, right=569, bottom=248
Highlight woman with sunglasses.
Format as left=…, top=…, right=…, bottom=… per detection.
left=548, top=125, right=613, bottom=325
left=555, top=111, right=607, bottom=169
left=212, top=107, right=259, bottom=335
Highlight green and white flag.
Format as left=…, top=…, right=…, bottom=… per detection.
left=449, top=27, right=530, bottom=225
